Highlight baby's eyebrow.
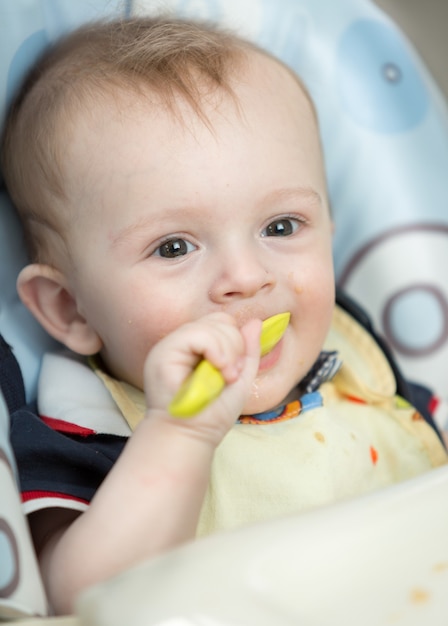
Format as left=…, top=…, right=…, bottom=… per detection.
left=261, top=186, right=322, bottom=208
left=110, top=215, right=156, bottom=249
left=109, top=207, right=199, bottom=249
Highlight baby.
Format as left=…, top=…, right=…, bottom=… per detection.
left=2, top=16, right=446, bottom=614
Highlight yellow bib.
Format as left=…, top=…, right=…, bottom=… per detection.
left=91, top=305, right=447, bottom=536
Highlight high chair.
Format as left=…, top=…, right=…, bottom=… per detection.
left=1, top=1, right=448, bottom=624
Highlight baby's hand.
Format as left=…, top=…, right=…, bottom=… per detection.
left=143, top=313, right=262, bottom=445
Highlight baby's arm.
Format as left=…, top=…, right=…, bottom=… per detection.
left=32, top=313, right=262, bottom=615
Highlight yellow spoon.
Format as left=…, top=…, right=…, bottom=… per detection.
left=169, top=312, right=291, bottom=418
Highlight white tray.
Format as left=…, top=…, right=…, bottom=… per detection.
left=77, top=463, right=448, bottom=626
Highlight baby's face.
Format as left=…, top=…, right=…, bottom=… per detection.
left=60, top=52, right=335, bottom=414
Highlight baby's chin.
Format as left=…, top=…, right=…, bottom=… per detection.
left=241, top=386, right=299, bottom=417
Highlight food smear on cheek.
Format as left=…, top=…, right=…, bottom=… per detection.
left=287, top=272, right=303, bottom=296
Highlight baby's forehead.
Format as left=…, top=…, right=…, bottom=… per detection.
left=57, top=47, right=317, bottom=192
left=210, top=49, right=316, bottom=130
left=231, top=48, right=312, bottom=103
left=106, top=49, right=312, bottom=129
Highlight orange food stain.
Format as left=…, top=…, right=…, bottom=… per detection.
left=345, top=394, right=367, bottom=405
left=433, top=562, right=448, bottom=573
left=409, top=588, right=430, bottom=605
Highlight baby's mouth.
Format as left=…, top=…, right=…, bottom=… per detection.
left=258, top=335, right=285, bottom=372
left=168, top=312, right=290, bottom=418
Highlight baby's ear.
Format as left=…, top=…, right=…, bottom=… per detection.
left=17, top=264, right=102, bottom=355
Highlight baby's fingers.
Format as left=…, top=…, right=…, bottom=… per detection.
left=168, top=360, right=226, bottom=418
left=168, top=319, right=262, bottom=419
left=144, top=313, right=245, bottom=413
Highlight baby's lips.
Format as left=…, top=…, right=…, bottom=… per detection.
left=168, top=311, right=291, bottom=418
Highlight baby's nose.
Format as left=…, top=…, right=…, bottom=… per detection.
left=208, top=249, right=275, bottom=303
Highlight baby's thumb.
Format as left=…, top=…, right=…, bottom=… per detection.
left=240, top=318, right=262, bottom=379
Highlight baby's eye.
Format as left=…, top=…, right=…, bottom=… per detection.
left=262, top=217, right=301, bottom=237
left=154, top=238, right=196, bottom=258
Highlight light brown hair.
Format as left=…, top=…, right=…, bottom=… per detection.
left=1, top=17, right=257, bottom=263
left=1, top=16, right=315, bottom=264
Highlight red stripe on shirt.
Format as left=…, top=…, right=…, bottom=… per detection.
left=40, top=415, right=96, bottom=436
left=428, top=396, right=440, bottom=415
left=22, top=490, right=89, bottom=506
